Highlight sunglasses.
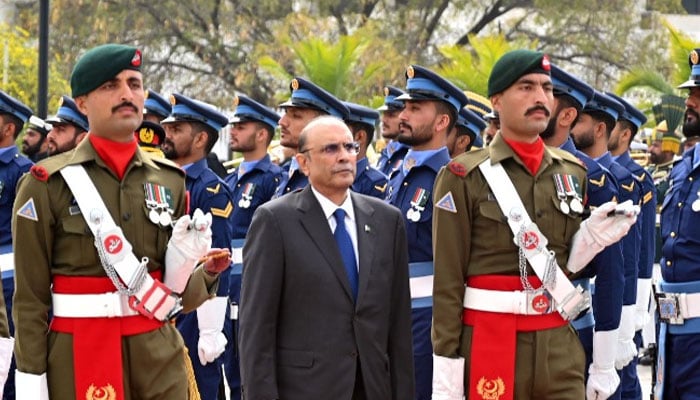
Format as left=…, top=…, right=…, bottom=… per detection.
left=301, top=142, right=360, bottom=155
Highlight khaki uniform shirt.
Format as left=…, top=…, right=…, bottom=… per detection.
left=11, top=139, right=217, bottom=397
left=432, top=133, right=587, bottom=358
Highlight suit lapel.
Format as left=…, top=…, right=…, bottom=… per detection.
left=297, top=187, right=355, bottom=302
left=352, top=193, right=376, bottom=304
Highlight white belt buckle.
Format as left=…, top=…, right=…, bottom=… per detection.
left=556, top=285, right=590, bottom=321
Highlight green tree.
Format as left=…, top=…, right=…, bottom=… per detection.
left=0, top=24, right=69, bottom=115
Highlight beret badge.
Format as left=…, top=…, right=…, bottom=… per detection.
left=691, top=50, right=699, bottom=66
left=291, top=79, right=300, bottom=91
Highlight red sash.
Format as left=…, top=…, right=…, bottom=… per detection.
left=50, top=273, right=165, bottom=400
left=463, top=275, right=568, bottom=400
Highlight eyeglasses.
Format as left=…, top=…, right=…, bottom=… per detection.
left=301, top=142, right=360, bottom=155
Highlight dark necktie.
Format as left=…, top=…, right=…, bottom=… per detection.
left=333, top=208, right=358, bottom=301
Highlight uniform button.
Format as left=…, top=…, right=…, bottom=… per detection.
left=350, top=351, right=357, bottom=357
left=670, top=232, right=676, bottom=238
left=122, top=213, right=131, bottom=221
left=666, top=260, right=672, bottom=267
left=678, top=202, right=683, bottom=208
left=690, top=177, right=695, bottom=182
left=535, top=210, right=543, bottom=218
left=403, top=182, right=408, bottom=187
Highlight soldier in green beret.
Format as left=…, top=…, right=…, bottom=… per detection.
left=431, top=49, right=639, bottom=399
left=12, top=43, right=231, bottom=399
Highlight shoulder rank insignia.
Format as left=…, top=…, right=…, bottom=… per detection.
left=435, top=191, right=457, bottom=213
left=17, top=198, right=38, bottom=221
left=448, top=161, right=467, bottom=177
left=643, top=191, right=653, bottom=204
left=589, top=174, right=606, bottom=187
left=374, top=183, right=387, bottom=193
left=206, top=183, right=221, bottom=194
left=621, top=181, right=635, bottom=192
left=635, top=172, right=646, bottom=182
left=211, top=201, right=233, bottom=218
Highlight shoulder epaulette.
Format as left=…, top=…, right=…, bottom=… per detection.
left=452, top=148, right=489, bottom=177
left=151, top=157, right=186, bottom=177
left=552, top=147, right=587, bottom=170
left=33, top=152, right=74, bottom=178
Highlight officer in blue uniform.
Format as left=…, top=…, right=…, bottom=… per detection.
left=0, top=90, right=33, bottom=400
left=143, top=89, right=172, bottom=123
left=223, top=94, right=282, bottom=400
left=45, top=95, right=89, bottom=156
left=343, top=101, right=388, bottom=199
left=161, top=93, right=234, bottom=400
left=654, top=48, right=700, bottom=399
left=572, top=91, right=643, bottom=398
left=464, top=91, right=492, bottom=149
left=273, top=78, right=349, bottom=198
left=446, top=106, right=486, bottom=158
left=385, top=65, right=468, bottom=400
left=21, top=116, right=51, bottom=162
left=608, top=92, right=657, bottom=400
left=541, top=65, right=626, bottom=399
left=376, top=86, right=409, bottom=177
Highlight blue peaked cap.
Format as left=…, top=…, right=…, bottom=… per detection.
left=377, top=86, right=405, bottom=111
left=606, top=92, right=647, bottom=129
left=279, top=77, right=349, bottom=119
left=0, top=91, right=32, bottom=123
left=162, top=93, right=229, bottom=132
left=583, top=90, right=625, bottom=122
left=395, top=65, right=468, bottom=113
left=144, top=89, right=172, bottom=119
left=550, top=64, right=594, bottom=108
left=457, top=106, right=487, bottom=138
left=344, top=101, right=379, bottom=126
left=46, top=95, right=89, bottom=132
left=231, top=94, right=280, bottom=130
left=679, top=49, right=700, bottom=89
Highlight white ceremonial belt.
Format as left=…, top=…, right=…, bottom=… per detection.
left=477, top=160, right=590, bottom=321
left=0, top=252, right=13, bottom=273
left=463, top=286, right=556, bottom=315
left=231, top=247, right=243, bottom=265
left=52, top=292, right=139, bottom=318
left=656, top=292, right=700, bottom=324
left=410, top=275, right=433, bottom=299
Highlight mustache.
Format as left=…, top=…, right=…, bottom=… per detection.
left=686, top=108, right=699, bottom=121
left=525, top=105, right=550, bottom=117
left=399, top=122, right=412, bottom=131
left=111, top=102, right=138, bottom=113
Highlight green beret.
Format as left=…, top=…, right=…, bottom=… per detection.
left=487, top=49, right=551, bottom=97
left=71, top=44, right=142, bottom=98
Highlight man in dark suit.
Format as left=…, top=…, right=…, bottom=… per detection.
left=239, top=115, right=414, bottom=400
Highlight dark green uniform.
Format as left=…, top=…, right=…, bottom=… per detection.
left=12, top=139, right=218, bottom=399
left=432, top=133, right=587, bottom=399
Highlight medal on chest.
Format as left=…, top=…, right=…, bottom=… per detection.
left=144, top=183, right=174, bottom=227
left=407, top=187, right=430, bottom=222
left=238, top=182, right=256, bottom=209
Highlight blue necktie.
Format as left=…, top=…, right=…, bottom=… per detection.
left=333, top=209, right=358, bottom=301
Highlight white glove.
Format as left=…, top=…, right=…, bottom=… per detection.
left=567, top=201, right=638, bottom=273
left=615, top=305, right=638, bottom=370
left=634, top=278, right=652, bottom=331
left=164, top=208, right=212, bottom=293
left=0, top=337, right=13, bottom=398
left=587, top=329, right=621, bottom=400
left=432, top=354, right=465, bottom=400
left=15, top=370, right=49, bottom=400
left=196, top=296, right=228, bottom=366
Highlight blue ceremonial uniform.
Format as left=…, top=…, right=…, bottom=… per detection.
left=272, top=166, right=308, bottom=198
left=387, top=147, right=450, bottom=400
left=352, top=157, right=388, bottom=199
left=376, top=142, right=408, bottom=177
left=223, top=154, right=281, bottom=399
left=656, top=144, right=700, bottom=398
left=175, top=158, right=234, bottom=400
left=561, top=139, right=625, bottom=374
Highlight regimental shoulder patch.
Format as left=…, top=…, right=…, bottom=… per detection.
left=16, top=198, right=38, bottom=221
left=30, top=165, right=49, bottom=182
left=210, top=201, right=233, bottom=218
left=448, top=162, right=467, bottom=177
left=206, top=183, right=221, bottom=194
left=435, top=191, right=457, bottom=213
